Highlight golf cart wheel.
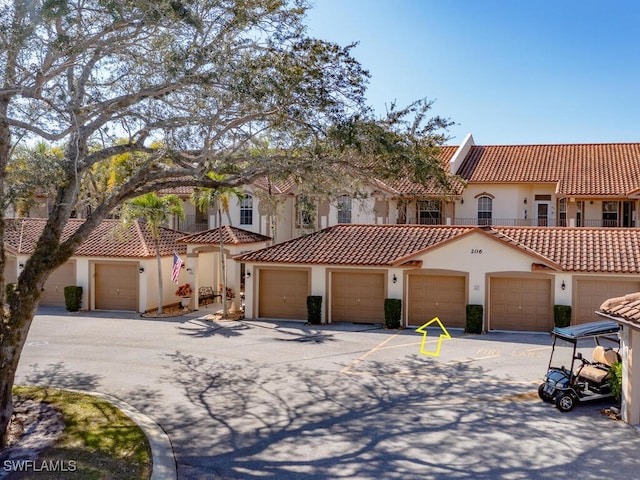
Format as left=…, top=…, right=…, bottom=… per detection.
left=538, top=384, right=553, bottom=403
left=555, top=392, right=576, bottom=412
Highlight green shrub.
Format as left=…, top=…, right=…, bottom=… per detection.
left=5, top=282, right=16, bottom=298
left=466, top=304, right=483, bottom=334
left=610, top=361, right=623, bottom=403
left=554, top=305, right=572, bottom=328
left=384, top=298, right=402, bottom=329
left=306, top=295, right=322, bottom=325
left=64, top=285, right=83, bottom=312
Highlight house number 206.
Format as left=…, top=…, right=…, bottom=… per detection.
left=470, top=249, right=483, bottom=254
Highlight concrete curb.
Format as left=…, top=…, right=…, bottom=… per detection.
left=69, top=389, right=177, bottom=480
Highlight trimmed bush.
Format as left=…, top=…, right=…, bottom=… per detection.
left=554, top=305, right=571, bottom=328
left=384, top=298, right=402, bottom=329
left=610, top=361, right=623, bottom=403
left=306, top=295, right=322, bottom=325
left=465, top=304, right=483, bottom=334
left=64, top=285, right=83, bottom=312
left=5, top=282, right=16, bottom=298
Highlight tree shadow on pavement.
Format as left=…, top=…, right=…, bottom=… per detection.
left=20, top=361, right=102, bottom=390
left=157, top=351, right=640, bottom=480
left=178, top=319, right=252, bottom=339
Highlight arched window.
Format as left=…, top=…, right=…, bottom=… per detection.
left=477, top=196, right=492, bottom=226
left=240, top=195, right=253, bottom=225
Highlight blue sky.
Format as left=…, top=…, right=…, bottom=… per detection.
left=305, top=1, right=640, bottom=145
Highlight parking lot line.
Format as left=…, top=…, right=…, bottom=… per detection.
left=339, top=333, right=400, bottom=374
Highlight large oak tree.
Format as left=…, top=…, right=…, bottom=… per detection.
left=0, top=0, right=452, bottom=445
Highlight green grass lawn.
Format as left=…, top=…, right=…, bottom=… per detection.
left=9, top=386, right=152, bottom=479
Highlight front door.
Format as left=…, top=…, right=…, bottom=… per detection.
left=535, top=202, right=550, bottom=226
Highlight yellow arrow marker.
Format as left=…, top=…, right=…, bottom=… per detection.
left=415, top=317, right=452, bottom=357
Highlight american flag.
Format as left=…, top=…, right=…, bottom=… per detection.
left=171, top=252, right=184, bottom=284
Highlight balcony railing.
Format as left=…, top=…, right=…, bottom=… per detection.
left=176, top=215, right=209, bottom=233
left=398, top=217, right=634, bottom=228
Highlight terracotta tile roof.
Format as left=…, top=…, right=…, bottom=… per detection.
left=177, top=225, right=271, bottom=245
left=4, top=218, right=187, bottom=258
left=237, top=223, right=640, bottom=273
left=599, top=292, right=640, bottom=324
left=372, top=146, right=465, bottom=197
left=457, top=143, right=640, bottom=196
left=252, top=176, right=298, bottom=195
left=493, top=227, right=640, bottom=273
left=235, top=224, right=475, bottom=266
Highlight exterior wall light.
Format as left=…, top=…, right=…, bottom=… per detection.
left=245, top=271, right=251, bottom=278
left=139, top=267, right=144, bottom=273
left=561, top=280, right=566, bottom=290
left=392, top=274, right=397, bottom=283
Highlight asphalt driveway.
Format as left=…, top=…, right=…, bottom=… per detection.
left=14, top=307, right=640, bottom=479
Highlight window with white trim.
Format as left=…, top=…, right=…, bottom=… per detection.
left=417, top=200, right=441, bottom=225
left=337, top=195, right=352, bottom=224
left=240, top=195, right=253, bottom=225
left=477, top=196, right=492, bottom=226
left=296, top=195, right=315, bottom=228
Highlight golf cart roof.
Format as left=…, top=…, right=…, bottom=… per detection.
left=553, top=320, right=620, bottom=340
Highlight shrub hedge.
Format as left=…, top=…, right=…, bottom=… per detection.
left=465, top=304, right=483, bottom=334
left=384, top=298, right=402, bottom=329
left=64, top=285, right=83, bottom=312
left=306, top=295, right=322, bottom=325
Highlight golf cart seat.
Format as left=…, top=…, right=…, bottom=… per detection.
left=579, top=346, right=620, bottom=384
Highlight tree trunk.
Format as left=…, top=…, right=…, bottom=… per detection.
left=155, top=239, right=163, bottom=314
left=219, top=209, right=228, bottom=318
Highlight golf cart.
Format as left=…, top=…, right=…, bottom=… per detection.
left=539, top=320, right=621, bottom=412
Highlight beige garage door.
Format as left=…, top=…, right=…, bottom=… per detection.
left=41, top=261, right=76, bottom=307
left=95, top=263, right=138, bottom=311
left=490, top=277, right=552, bottom=332
left=574, top=279, right=640, bottom=324
left=331, top=272, right=385, bottom=323
left=258, top=269, right=309, bottom=319
left=408, top=275, right=466, bottom=328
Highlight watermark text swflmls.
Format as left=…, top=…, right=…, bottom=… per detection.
left=3, top=459, right=77, bottom=473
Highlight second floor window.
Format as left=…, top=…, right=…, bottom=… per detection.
left=240, top=195, right=253, bottom=225
left=337, top=195, right=352, bottom=224
left=558, top=198, right=567, bottom=227
left=602, top=201, right=618, bottom=227
left=418, top=200, right=441, bottom=225
left=296, top=195, right=315, bottom=228
left=477, top=196, right=492, bottom=226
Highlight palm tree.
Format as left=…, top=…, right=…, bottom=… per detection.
left=123, top=192, right=185, bottom=314
left=191, top=173, right=242, bottom=318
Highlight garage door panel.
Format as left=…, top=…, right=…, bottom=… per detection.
left=41, top=261, right=76, bottom=307
left=331, top=272, right=385, bottom=323
left=408, top=275, right=466, bottom=328
left=259, top=270, right=308, bottom=319
left=575, top=279, right=640, bottom=324
left=490, top=277, right=552, bottom=332
left=95, top=263, right=138, bottom=311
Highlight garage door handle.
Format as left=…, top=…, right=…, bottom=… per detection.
left=283, top=296, right=286, bottom=303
